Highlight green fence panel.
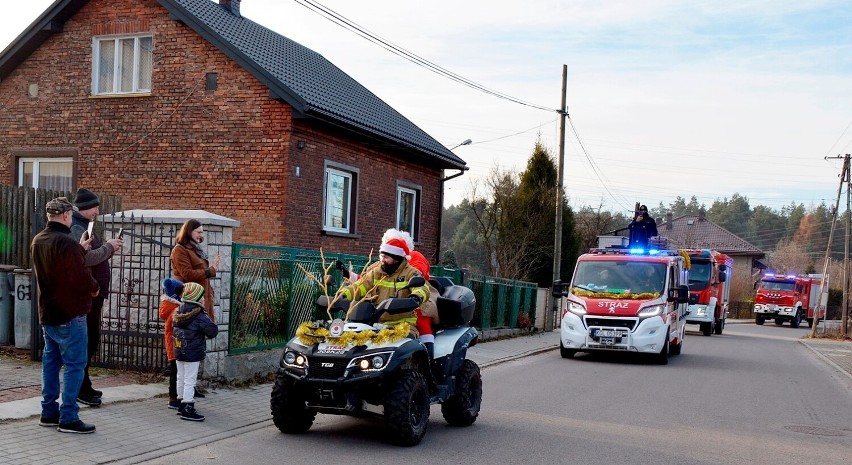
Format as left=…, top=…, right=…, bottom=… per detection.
left=229, top=244, right=538, bottom=352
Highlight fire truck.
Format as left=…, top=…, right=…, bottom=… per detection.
left=753, top=273, right=828, bottom=328
left=552, top=247, right=690, bottom=365
left=683, top=249, right=732, bottom=336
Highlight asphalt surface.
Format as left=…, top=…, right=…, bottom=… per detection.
left=0, top=322, right=848, bottom=465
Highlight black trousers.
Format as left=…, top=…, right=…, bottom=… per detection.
left=79, top=296, right=105, bottom=397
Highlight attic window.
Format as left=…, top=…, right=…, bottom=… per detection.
left=92, top=35, right=153, bottom=95
left=687, top=220, right=695, bottom=225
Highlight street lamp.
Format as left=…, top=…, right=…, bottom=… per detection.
left=449, top=139, right=472, bottom=150
left=439, top=139, right=472, bottom=267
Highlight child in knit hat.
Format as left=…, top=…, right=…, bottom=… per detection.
left=172, top=282, right=218, bottom=421
left=158, top=278, right=183, bottom=409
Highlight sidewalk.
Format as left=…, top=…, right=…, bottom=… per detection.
left=1, top=326, right=849, bottom=465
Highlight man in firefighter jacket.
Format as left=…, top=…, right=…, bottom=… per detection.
left=335, top=229, right=430, bottom=327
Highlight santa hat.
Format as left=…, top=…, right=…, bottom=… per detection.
left=382, top=228, right=414, bottom=252
left=408, top=251, right=430, bottom=281
left=379, top=228, right=412, bottom=260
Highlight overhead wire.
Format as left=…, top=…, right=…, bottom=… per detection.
left=292, top=0, right=556, bottom=113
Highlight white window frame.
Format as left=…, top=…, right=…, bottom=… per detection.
left=396, top=185, right=419, bottom=239
left=17, top=157, right=74, bottom=191
left=92, top=34, right=153, bottom=95
left=323, top=166, right=355, bottom=233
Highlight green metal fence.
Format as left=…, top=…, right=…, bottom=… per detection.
left=229, top=243, right=539, bottom=354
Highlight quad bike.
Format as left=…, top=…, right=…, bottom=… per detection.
left=270, top=276, right=482, bottom=446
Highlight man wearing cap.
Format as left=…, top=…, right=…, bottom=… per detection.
left=335, top=229, right=430, bottom=327
left=69, top=188, right=123, bottom=406
left=628, top=204, right=658, bottom=249
left=31, top=197, right=100, bottom=433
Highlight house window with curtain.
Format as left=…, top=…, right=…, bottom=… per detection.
left=92, top=35, right=153, bottom=95
left=323, top=164, right=358, bottom=233
left=396, top=185, right=420, bottom=240
left=18, top=158, right=73, bottom=192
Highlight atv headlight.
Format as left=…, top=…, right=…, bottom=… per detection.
left=638, top=305, right=664, bottom=319
left=349, top=352, right=392, bottom=372
left=282, top=350, right=307, bottom=369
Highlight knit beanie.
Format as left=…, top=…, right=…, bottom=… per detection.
left=162, top=278, right=184, bottom=300
left=181, top=282, right=205, bottom=304
left=73, top=188, right=100, bottom=210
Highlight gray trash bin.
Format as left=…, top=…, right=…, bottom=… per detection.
left=13, top=269, right=33, bottom=350
left=0, top=265, right=17, bottom=345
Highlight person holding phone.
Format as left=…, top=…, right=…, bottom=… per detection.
left=69, top=188, right=123, bottom=407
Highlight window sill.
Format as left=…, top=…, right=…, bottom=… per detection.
left=89, top=93, right=153, bottom=99
left=322, top=230, right=360, bottom=239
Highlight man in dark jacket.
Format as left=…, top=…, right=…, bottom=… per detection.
left=31, top=197, right=100, bottom=434
left=69, top=188, right=123, bottom=406
left=628, top=205, right=658, bottom=249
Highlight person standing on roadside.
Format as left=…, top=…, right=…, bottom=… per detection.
left=31, top=197, right=100, bottom=434
left=69, top=188, right=123, bottom=407
left=170, top=219, right=220, bottom=323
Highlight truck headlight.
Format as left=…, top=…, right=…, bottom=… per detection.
left=567, top=301, right=587, bottom=316
left=693, top=305, right=707, bottom=316
left=638, top=305, right=664, bottom=319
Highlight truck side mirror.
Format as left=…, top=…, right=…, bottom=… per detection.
left=718, top=270, right=727, bottom=283
left=552, top=280, right=565, bottom=297
left=668, top=285, right=689, bottom=303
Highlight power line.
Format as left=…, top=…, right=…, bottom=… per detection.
left=292, top=0, right=556, bottom=113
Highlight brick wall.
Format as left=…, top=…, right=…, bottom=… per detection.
left=0, top=0, right=442, bottom=260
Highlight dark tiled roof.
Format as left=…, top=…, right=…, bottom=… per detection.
left=658, top=214, right=764, bottom=256
left=0, top=0, right=466, bottom=170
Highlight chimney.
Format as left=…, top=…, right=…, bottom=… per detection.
left=666, top=212, right=672, bottom=230
left=698, top=209, right=706, bottom=220
left=220, top=0, right=241, bottom=17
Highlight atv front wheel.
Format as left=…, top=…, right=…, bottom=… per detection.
left=385, top=370, right=431, bottom=446
left=270, top=371, right=316, bottom=434
left=441, top=359, right=482, bottom=426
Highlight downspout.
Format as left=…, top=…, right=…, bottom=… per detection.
left=437, top=167, right=468, bottom=264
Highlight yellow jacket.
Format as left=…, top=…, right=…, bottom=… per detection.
left=337, top=259, right=430, bottom=324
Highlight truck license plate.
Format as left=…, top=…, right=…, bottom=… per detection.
left=594, top=329, right=623, bottom=338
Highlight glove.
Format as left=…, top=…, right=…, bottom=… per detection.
left=335, top=260, right=350, bottom=279
left=410, top=295, right=422, bottom=306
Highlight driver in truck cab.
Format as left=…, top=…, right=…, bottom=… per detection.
left=334, top=229, right=430, bottom=329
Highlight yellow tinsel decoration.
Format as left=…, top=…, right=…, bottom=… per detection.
left=679, top=250, right=691, bottom=270
left=572, top=289, right=660, bottom=300
left=296, top=321, right=411, bottom=347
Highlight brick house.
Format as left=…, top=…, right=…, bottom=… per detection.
left=0, top=0, right=466, bottom=261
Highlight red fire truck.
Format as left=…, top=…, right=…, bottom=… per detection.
left=753, top=273, right=828, bottom=328
left=553, top=247, right=690, bottom=365
left=683, top=249, right=732, bottom=336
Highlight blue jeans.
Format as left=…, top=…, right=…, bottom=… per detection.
left=41, top=316, right=88, bottom=423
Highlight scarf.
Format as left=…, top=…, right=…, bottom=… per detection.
left=191, top=240, right=209, bottom=261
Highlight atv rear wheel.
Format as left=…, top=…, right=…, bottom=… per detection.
left=385, top=370, right=431, bottom=446
left=441, top=359, right=482, bottom=426
left=270, top=372, right=316, bottom=434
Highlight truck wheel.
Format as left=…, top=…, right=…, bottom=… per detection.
left=755, top=317, right=764, bottom=325
left=441, top=359, right=482, bottom=427
left=790, top=310, right=801, bottom=328
left=714, top=319, right=724, bottom=335
left=701, top=322, right=712, bottom=336
left=560, top=342, right=576, bottom=359
left=654, top=333, right=669, bottom=365
left=807, top=318, right=814, bottom=328
left=670, top=331, right=683, bottom=356
left=385, top=370, right=431, bottom=446
left=774, top=318, right=784, bottom=326
left=270, top=372, right=316, bottom=434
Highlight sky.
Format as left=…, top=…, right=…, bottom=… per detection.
left=3, top=0, right=852, bottom=216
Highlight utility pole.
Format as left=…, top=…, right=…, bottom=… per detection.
left=549, top=64, right=568, bottom=332
left=816, top=154, right=851, bottom=337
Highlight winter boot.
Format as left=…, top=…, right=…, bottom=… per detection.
left=179, top=402, right=205, bottom=422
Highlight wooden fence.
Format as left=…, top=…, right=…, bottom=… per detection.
left=0, top=185, right=122, bottom=269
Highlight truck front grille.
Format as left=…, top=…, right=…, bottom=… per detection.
left=584, top=317, right=637, bottom=331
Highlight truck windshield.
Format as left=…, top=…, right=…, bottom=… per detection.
left=760, top=280, right=796, bottom=291
left=688, top=261, right=711, bottom=291
left=572, top=261, right=667, bottom=296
